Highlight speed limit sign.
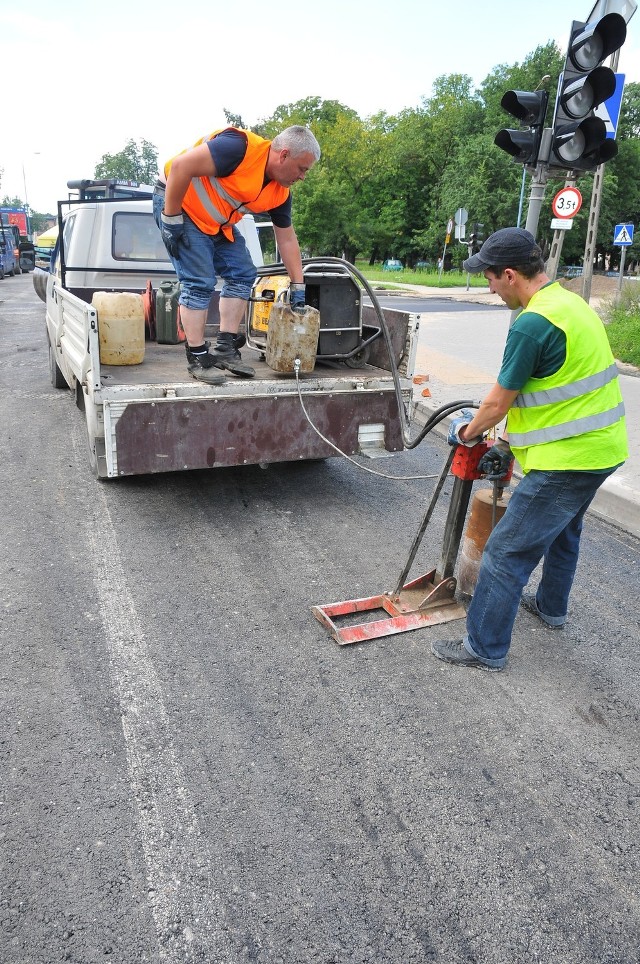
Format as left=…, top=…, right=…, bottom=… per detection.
left=552, top=186, right=583, bottom=219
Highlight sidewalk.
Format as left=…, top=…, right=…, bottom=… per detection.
left=397, top=284, right=640, bottom=540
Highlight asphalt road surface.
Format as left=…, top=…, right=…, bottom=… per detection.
left=2, top=273, right=640, bottom=964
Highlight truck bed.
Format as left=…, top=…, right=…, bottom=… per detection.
left=99, top=338, right=387, bottom=389
left=98, top=303, right=413, bottom=393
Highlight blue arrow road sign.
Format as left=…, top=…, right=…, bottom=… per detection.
left=595, top=73, right=626, bottom=138
left=613, top=224, right=634, bottom=246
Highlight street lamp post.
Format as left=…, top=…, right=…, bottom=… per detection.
left=21, top=153, right=40, bottom=239
left=22, top=162, right=31, bottom=237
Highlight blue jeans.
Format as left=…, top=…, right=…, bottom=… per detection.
left=464, top=467, right=617, bottom=668
left=152, top=193, right=257, bottom=311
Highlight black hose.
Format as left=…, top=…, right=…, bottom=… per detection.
left=298, top=256, right=480, bottom=448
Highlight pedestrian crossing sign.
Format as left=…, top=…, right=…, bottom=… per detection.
left=613, top=224, right=634, bottom=246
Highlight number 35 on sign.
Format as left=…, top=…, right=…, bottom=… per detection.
left=552, top=186, right=583, bottom=219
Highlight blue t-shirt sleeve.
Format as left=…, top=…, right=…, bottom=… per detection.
left=206, top=129, right=292, bottom=227
left=268, top=195, right=292, bottom=228
left=206, top=129, right=248, bottom=176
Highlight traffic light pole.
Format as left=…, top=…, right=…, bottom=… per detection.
left=509, top=129, right=553, bottom=325
left=523, top=128, right=553, bottom=239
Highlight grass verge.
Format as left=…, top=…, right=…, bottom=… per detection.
left=600, top=283, right=640, bottom=368
left=354, top=262, right=489, bottom=289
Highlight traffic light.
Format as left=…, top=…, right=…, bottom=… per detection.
left=468, top=223, right=485, bottom=255
left=549, top=13, right=627, bottom=172
left=495, top=90, right=549, bottom=165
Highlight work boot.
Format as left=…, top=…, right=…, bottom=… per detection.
left=206, top=332, right=255, bottom=378
left=520, top=593, right=565, bottom=629
left=185, top=347, right=227, bottom=385
left=430, top=639, right=503, bottom=672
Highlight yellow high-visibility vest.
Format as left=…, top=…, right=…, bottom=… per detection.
left=507, top=283, right=628, bottom=473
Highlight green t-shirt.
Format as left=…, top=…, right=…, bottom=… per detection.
left=497, top=302, right=566, bottom=390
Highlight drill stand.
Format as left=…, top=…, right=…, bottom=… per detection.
left=312, top=442, right=493, bottom=645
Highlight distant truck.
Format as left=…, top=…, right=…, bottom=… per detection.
left=44, top=179, right=418, bottom=479
left=0, top=222, right=20, bottom=278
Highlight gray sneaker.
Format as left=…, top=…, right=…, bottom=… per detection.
left=520, top=593, right=565, bottom=629
left=431, top=639, right=503, bottom=672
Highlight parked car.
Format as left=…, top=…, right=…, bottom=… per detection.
left=383, top=259, right=403, bottom=271
left=560, top=265, right=583, bottom=278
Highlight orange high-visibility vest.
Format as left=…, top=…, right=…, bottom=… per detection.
left=164, top=128, right=289, bottom=241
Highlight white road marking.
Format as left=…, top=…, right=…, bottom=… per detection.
left=74, top=434, right=232, bottom=962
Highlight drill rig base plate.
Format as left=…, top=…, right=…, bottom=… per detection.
left=311, top=569, right=467, bottom=646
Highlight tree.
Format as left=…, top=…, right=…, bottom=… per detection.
left=94, top=138, right=159, bottom=184
left=223, top=109, right=247, bottom=128
left=617, top=81, right=640, bottom=140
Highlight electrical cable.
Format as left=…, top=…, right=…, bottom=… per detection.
left=294, top=362, right=476, bottom=482
left=262, top=255, right=482, bottom=478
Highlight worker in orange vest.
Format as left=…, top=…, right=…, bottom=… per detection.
left=154, top=125, right=321, bottom=381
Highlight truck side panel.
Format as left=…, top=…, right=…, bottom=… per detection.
left=105, top=391, right=403, bottom=477
left=48, top=282, right=99, bottom=391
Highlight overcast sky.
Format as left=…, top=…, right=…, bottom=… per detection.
left=2, top=0, right=639, bottom=215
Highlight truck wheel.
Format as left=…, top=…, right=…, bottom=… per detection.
left=344, top=345, right=371, bottom=368
left=33, top=270, right=47, bottom=302
left=49, top=341, right=68, bottom=388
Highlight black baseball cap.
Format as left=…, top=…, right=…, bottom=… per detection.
left=463, top=227, right=539, bottom=273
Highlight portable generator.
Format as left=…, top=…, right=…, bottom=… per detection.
left=246, top=259, right=381, bottom=368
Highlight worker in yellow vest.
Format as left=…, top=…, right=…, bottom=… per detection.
left=431, top=227, right=628, bottom=672
left=154, top=125, right=321, bottom=381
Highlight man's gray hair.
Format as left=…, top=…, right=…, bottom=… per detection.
left=272, top=126, right=321, bottom=161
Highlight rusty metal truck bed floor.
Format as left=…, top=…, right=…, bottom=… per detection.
left=98, top=340, right=384, bottom=388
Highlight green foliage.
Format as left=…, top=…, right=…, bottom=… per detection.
left=618, top=82, right=640, bottom=140
left=601, top=283, right=640, bottom=367
left=223, top=108, right=246, bottom=128
left=94, top=138, right=159, bottom=184
left=79, top=35, right=639, bottom=274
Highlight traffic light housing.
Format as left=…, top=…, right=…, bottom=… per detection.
left=549, top=13, right=627, bottom=172
left=468, top=223, right=485, bottom=255
left=495, top=90, right=549, bottom=165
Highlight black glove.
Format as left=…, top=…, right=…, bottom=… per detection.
left=289, top=283, right=306, bottom=313
left=478, top=439, right=514, bottom=480
left=160, top=211, right=190, bottom=259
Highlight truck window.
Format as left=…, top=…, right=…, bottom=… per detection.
left=112, top=212, right=169, bottom=262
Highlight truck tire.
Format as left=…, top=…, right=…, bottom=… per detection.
left=33, top=269, right=48, bottom=302
left=344, top=345, right=371, bottom=368
left=48, top=340, right=68, bottom=389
